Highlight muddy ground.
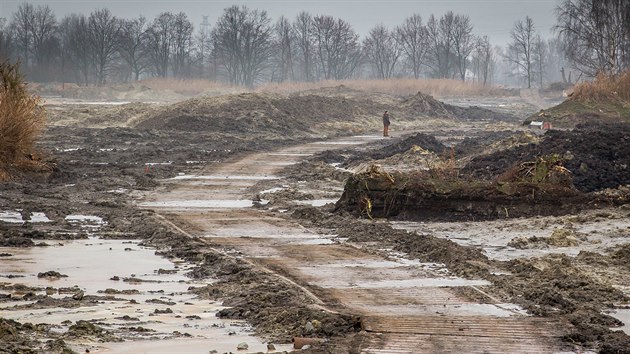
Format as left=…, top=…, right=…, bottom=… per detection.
left=1, top=88, right=629, bottom=353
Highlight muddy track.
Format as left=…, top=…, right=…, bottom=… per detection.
left=140, top=135, right=568, bottom=353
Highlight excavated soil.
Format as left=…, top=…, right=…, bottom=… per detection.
left=463, top=123, right=630, bottom=192
left=3, top=89, right=630, bottom=353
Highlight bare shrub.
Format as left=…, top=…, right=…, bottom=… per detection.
left=570, top=69, right=630, bottom=103
left=0, top=62, right=46, bottom=169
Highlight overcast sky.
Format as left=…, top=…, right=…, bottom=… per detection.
left=0, top=0, right=560, bottom=46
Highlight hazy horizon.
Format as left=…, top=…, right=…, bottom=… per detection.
left=0, top=0, right=560, bottom=47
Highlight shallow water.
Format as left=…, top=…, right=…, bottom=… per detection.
left=0, top=238, right=287, bottom=352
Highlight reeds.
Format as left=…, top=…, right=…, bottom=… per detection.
left=570, top=69, right=630, bottom=103
left=0, top=62, right=46, bottom=168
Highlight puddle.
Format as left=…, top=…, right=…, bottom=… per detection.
left=0, top=238, right=284, bottom=352
left=139, top=199, right=268, bottom=209
left=392, top=216, right=630, bottom=261
left=610, top=309, right=630, bottom=335
left=296, top=259, right=489, bottom=289
left=1, top=211, right=53, bottom=224
left=0, top=211, right=24, bottom=223
left=171, top=175, right=277, bottom=181
left=65, top=215, right=106, bottom=230
left=260, top=187, right=287, bottom=194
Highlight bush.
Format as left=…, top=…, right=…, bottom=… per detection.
left=0, top=62, right=46, bottom=175
left=570, top=69, right=630, bottom=103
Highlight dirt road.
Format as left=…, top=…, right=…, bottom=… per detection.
left=140, top=135, right=568, bottom=353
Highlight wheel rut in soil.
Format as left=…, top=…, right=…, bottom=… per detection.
left=140, top=135, right=567, bottom=353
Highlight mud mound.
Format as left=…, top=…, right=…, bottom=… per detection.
left=135, top=93, right=366, bottom=137
left=463, top=123, right=630, bottom=192
left=401, top=92, right=454, bottom=118
left=402, top=92, right=514, bottom=122
left=344, top=133, right=448, bottom=166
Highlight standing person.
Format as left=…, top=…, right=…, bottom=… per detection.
left=382, top=110, right=391, bottom=137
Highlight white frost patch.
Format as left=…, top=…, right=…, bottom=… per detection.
left=60, top=147, right=80, bottom=152
left=0, top=211, right=23, bottom=223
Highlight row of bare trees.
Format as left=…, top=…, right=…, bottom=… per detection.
left=0, top=4, right=501, bottom=86
left=0, top=1, right=625, bottom=87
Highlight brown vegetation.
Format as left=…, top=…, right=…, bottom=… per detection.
left=570, top=69, right=630, bottom=103
left=0, top=62, right=46, bottom=179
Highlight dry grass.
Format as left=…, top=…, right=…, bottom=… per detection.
left=570, top=69, right=630, bottom=103
left=257, top=78, right=511, bottom=98
left=0, top=62, right=46, bottom=173
left=138, top=78, right=246, bottom=96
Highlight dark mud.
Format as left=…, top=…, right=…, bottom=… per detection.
left=287, top=205, right=630, bottom=353
left=464, top=123, right=630, bottom=192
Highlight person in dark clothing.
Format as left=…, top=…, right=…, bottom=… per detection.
left=382, top=110, right=391, bottom=137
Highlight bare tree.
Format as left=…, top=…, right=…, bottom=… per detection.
left=556, top=0, right=630, bottom=76
left=533, top=35, right=547, bottom=88
left=145, top=12, right=174, bottom=77
left=312, top=15, right=362, bottom=80
left=212, top=5, right=273, bottom=87
left=507, top=16, right=536, bottom=88
left=118, top=16, right=148, bottom=81
left=363, top=24, right=401, bottom=79
left=472, top=35, right=495, bottom=85
left=10, top=3, right=35, bottom=67
left=31, top=5, right=57, bottom=68
left=87, top=9, right=122, bottom=85
left=170, top=12, right=194, bottom=78
left=396, top=14, right=429, bottom=79
left=450, top=14, right=475, bottom=81
left=426, top=12, right=455, bottom=78
left=293, top=11, right=314, bottom=81
left=60, top=14, right=91, bottom=85
left=272, top=16, right=295, bottom=82
left=0, top=18, right=15, bottom=62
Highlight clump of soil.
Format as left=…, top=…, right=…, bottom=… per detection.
left=508, top=228, right=584, bottom=249
left=344, top=133, right=448, bottom=166
left=463, top=123, right=630, bottom=192
left=335, top=167, right=599, bottom=221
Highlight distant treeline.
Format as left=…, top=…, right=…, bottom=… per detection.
left=0, top=0, right=627, bottom=87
